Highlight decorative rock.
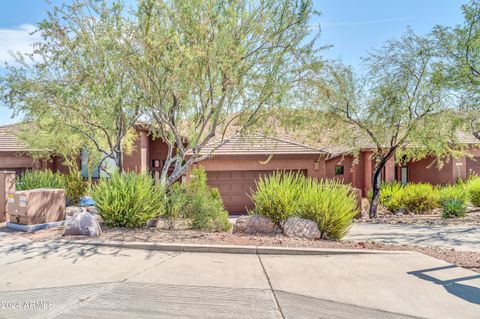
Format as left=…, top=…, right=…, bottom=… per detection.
left=280, top=217, right=321, bottom=240
left=65, top=206, right=83, bottom=217
left=64, top=212, right=102, bottom=237
left=233, top=215, right=279, bottom=234
left=86, top=206, right=98, bottom=215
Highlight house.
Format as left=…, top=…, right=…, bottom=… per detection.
left=3, top=122, right=480, bottom=214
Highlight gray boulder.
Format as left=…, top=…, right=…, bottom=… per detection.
left=64, top=212, right=102, bottom=237
left=280, top=217, right=321, bottom=240
left=65, top=206, right=83, bottom=217
left=233, top=215, right=279, bottom=234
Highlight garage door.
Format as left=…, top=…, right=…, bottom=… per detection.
left=206, top=170, right=306, bottom=215
left=467, top=157, right=480, bottom=177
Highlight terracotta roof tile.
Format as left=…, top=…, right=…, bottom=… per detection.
left=0, top=124, right=30, bottom=152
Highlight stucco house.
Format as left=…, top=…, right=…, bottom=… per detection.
left=2, top=123, right=480, bottom=214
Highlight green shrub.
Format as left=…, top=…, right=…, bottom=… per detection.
left=184, top=168, right=231, bottom=232
left=438, top=184, right=468, bottom=206
left=64, top=171, right=87, bottom=206
left=16, top=170, right=65, bottom=190
left=368, top=182, right=402, bottom=212
left=92, top=172, right=165, bottom=228
left=297, top=179, right=358, bottom=239
left=164, top=182, right=189, bottom=226
left=442, top=198, right=466, bottom=219
left=467, top=178, right=480, bottom=207
left=395, top=183, right=439, bottom=214
left=250, top=171, right=305, bottom=223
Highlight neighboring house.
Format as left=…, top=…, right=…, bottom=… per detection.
left=0, top=125, right=69, bottom=175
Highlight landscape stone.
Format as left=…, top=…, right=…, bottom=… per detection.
left=280, top=217, right=321, bottom=240
left=233, top=215, right=279, bottom=234
left=64, top=212, right=102, bottom=237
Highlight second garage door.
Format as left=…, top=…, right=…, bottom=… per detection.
left=206, top=170, right=306, bottom=214
left=467, top=157, right=480, bottom=177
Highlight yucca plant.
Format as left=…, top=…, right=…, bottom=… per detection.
left=250, top=171, right=306, bottom=223
left=16, top=170, right=65, bottom=190
left=297, top=179, right=358, bottom=239
left=92, top=172, right=165, bottom=228
left=442, top=198, right=466, bottom=219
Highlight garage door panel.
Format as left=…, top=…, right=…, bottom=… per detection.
left=467, top=157, right=480, bottom=176
left=206, top=169, right=307, bottom=214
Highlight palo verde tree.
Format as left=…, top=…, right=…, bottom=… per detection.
left=125, top=0, right=324, bottom=185
left=433, top=0, right=480, bottom=139
left=0, top=0, right=141, bottom=173
left=322, top=30, right=452, bottom=218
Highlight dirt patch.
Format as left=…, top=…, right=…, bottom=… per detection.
left=2, top=222, right=478, bottom=273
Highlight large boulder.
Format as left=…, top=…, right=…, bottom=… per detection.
left=280, top=217, right=321, bottom=240
left=64, top=212, right=102, bottom=237
left=233, top=215, right=279, bottom=234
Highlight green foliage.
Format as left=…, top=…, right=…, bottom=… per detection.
left=368, top=182, right=402, bottom=212
left=467, top=177, right=480, bottom=207
left=395, top=183, right=439, bottom=214
left=442, top=198, right=466, bottom=219
left=165, top=168, right=231, bottom=232
left=251, top=172, right=358, bottom=239
left=92, top=172, right=165, bottom=228
left=297, top=179, right=358, bottom=240
left=438, top=184, right=468, bottom=205
left=64, top=171, right=87, bottom=206
left=250, top=172, right=305, bottom=223
left=16, top=170, right=65, bottom=191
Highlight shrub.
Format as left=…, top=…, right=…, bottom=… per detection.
left=467, top=178, right=480, bottom=207
left=368, top=182, right=402, bottom=212
left=164, top=182, right=189, bottom=227
left=64, top=171, right=87, bottom=206
left=250, top=171, right=305, bottom=223
left=395, top=183, right=439, bottom=214
left=442, top=198, right=466, bottom=219
left=183, top=168, right=231, bottom=232
left=297, top=179, right=358, bottom=239
left=16, top=170, right=65, bottom=190
left=438, top=184, right=468, bottom=206
left=92, top=172, right=165, bottom=228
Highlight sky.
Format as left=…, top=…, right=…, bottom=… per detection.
left=0, top=0, right=467, bottom=125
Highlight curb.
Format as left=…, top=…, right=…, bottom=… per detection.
left=58, top=239, right=413, bottom=256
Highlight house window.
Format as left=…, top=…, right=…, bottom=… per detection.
left=335, top=165, right=344, bottom=175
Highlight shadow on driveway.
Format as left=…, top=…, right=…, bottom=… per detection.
left=408, top=265, right=480, bottom=305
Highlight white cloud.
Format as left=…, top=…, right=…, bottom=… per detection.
left=0, top=24, right=41, bottom=65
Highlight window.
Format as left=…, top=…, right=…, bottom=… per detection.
left=335, top=165, right=344, bottom=175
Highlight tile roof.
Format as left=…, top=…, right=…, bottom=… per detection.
left=198, top=134, right=325, bottom=156
left=0, top=124, right=30, bottom=152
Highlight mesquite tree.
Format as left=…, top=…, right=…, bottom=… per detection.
left=433, top=0, right=480, bottom=138
left=126, top=0, right=324, bottom=185
left=0, top=1, right=141, bottom=173
left=322, top=30, right=450, bottom=218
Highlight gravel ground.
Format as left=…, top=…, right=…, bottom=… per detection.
left=2, top=223, right=479, bottom=273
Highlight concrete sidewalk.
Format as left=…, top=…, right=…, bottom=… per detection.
left=346, top=223, right=480, bottom=252
left=0, top=237, right=479, bottom=318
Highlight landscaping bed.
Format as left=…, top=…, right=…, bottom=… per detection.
left=2, top=222, right=478, bottom=273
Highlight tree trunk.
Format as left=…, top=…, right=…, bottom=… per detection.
left=369, top=164, right=384, bottom=218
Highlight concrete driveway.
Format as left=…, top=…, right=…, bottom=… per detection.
left=0, top=236, right=479, bottom=318
left=346, top=223, right=480, bottom=252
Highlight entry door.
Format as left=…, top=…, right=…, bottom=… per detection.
left=400, top=167, right=408, bottom=185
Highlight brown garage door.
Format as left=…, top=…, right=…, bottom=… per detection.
left=206, top=170, right=306, bottom=215
left=467, top=157, right=480, bottom=177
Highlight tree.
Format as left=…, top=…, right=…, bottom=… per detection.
left=433, top=0, right=480, bottom=139
left=124, top=0, right=324, bottom=185
left=0, top=0, right=141, bottom=173
left=321, top=30, right=452, bottom=218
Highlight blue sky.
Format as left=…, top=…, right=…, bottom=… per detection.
left=0, top=0, right=467, bottom=124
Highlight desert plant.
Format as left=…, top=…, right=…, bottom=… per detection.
left=250, top=171, right=306, bottom=223
left=92, top=172, right=165, bottom=228
left=442, top=198, right=466, bottom=219
left=164, top=182, right=189, bottom=228
left=16, top=170, right=65, bottom=190
left=64, top=171, right=87, bottom=206
left=395, top=183, right=439, bottom=214
left=467, top=177, right=480, bottom=207
left=438, top=184, right=468, bottom=206
left=297, top=179, right=358, bottom=239
left=368, top=182, right=402, bottom=212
